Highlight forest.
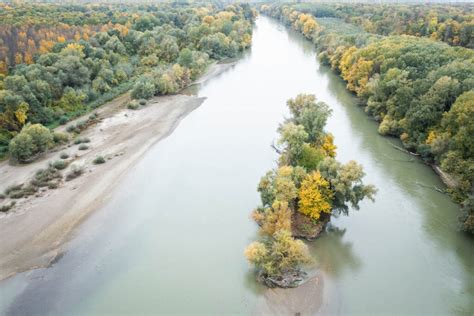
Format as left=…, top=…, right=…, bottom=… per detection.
left=288, top=3, right=473, bottom=48
left=260, top=3, right=474, bottom=234
left=0, top=2, right=255, bottom=160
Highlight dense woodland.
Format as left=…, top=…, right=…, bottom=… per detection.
left=261, top=3, right=474, bottom=233
left=0, top=2, right=255, bottom=159
left=289, top=3, right=474, bottom=48
left=245, top=94, right=376, bottom=287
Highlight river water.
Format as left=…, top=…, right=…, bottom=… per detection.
left=1, top=17, right=472, bottom=315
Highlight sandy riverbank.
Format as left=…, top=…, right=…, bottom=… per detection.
left=0, top=62, right=234, bottom=281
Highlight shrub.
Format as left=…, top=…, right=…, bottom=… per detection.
left=66, top=165, right=84, bottom=181
left=138, top=99, right=147, bottom=106
left=4, top=184, right=23, bottom=196
left=78, top=144, right=89, bottom=150
left=53, top=131, right=69, bottom=144
left=59, top=116, right=69, bottom=125
left=0, top=193, right=5, bottom=199
left=131, top=77, right=155, bottom=99
left=75, top=120, right=86, bottom=131
left=9, top=123, right=54, bottom=162
left=82, top=137, right=90, bottom=143
left=52, top=160, right=68, bottom=170
left=66, top=125, right=77, bottom=133
left=31, top=166, right=62, bottom=187
left=89, top=113, right=99, bottom=120
left=93, top=156, right=106, bottom=164
left=60, top=152, right=69, bottom=159
left=0, top=201, right=15, bottom=213
left=12, top=185, right=37, bottom=198
left=127, top=100, right=139, bottom=110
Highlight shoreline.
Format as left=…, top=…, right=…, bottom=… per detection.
left=0, top=62, right=233, bottom=281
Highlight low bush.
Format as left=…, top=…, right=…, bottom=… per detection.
left=66, top=125, right=77, bottom=133
left=74, top=137, right=91, bottom=145
left=127, top=100, right=139, bottom=110
left=9, top=124, right=54, bottom=163
left=78, top=144, right=89, bottom=150
left=93, top=156, right=106, bottom=164
left=138, top=99, right=147, bottom=106
left=60, top=152, right=69, bottom=159
left=59, top=116, right=69, bottom=125
left=4, top=184, right=23, bottom=196
left=66, top=165, right=84, bottom=181
left=0, top=193, right=5, bottom=199
left=52, top=160, right=68, bottom=170
left=8, top=184, right=37, bottom=199
left=31, top=166, right=62, bottom=187
left=0, top=201, right=15, bottom=213
left=53, top=131, right=69, bottom=144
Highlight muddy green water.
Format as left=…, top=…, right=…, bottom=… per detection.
left=1, top=17, right=473, bottom=315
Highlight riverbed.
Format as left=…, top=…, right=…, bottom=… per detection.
left=1, top=17, right=472, bottom=315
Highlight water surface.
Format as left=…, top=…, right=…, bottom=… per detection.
left=1, top=17, right=472, bottom=315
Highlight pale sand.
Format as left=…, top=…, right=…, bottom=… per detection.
left=254, top=274, right=330, bottom=316
left=0, top=62, right=233, bottom=280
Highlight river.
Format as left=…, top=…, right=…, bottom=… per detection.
left=1, top=17, right=472, bottom=315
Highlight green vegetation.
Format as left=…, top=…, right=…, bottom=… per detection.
left=9, top=124, right=53, bottom=162
left=78, top=144, right=89, bottom=151
left=0, top=3, right=256, bottom=159
left=287, top=3, right=473, bottom=48
left=52, top=160, right=68, bottom=170
left=261, top=3, right=474, bottom=233
left=93, top=156, right=106, bottom=164
left=245, top=94, right=375, bottom=288
left=65, top=165, right=84, bottom=181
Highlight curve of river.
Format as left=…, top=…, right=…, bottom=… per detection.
left=1, top=17, right=472, bottom=315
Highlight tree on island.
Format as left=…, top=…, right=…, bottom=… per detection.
left=245, top=94, right=376, bottom=288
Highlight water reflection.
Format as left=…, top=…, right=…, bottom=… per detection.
left=309, top=225, right=361, bottom=277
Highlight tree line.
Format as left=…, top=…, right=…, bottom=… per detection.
left=245, top=94, right=376, bottom=288
left=261, top=3, right=474, bottom=234
left=0, top=3, right=256, bottom=160
left=289, top=2, right=473, bottom=48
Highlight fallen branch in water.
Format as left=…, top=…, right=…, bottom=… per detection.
left=388, top=142, right=420, bottom=156
left=382, top=153, right=416, bottom=163
left=415, top=181, right=446, bottom=194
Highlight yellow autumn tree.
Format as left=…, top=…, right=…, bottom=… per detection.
left=14, top=102, right=29, bottom=126
left=298, top=171, right=333, bottom=220
left=321, top=134, right=337, bottom=157
left=259, top=200, right=293, bottom=236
